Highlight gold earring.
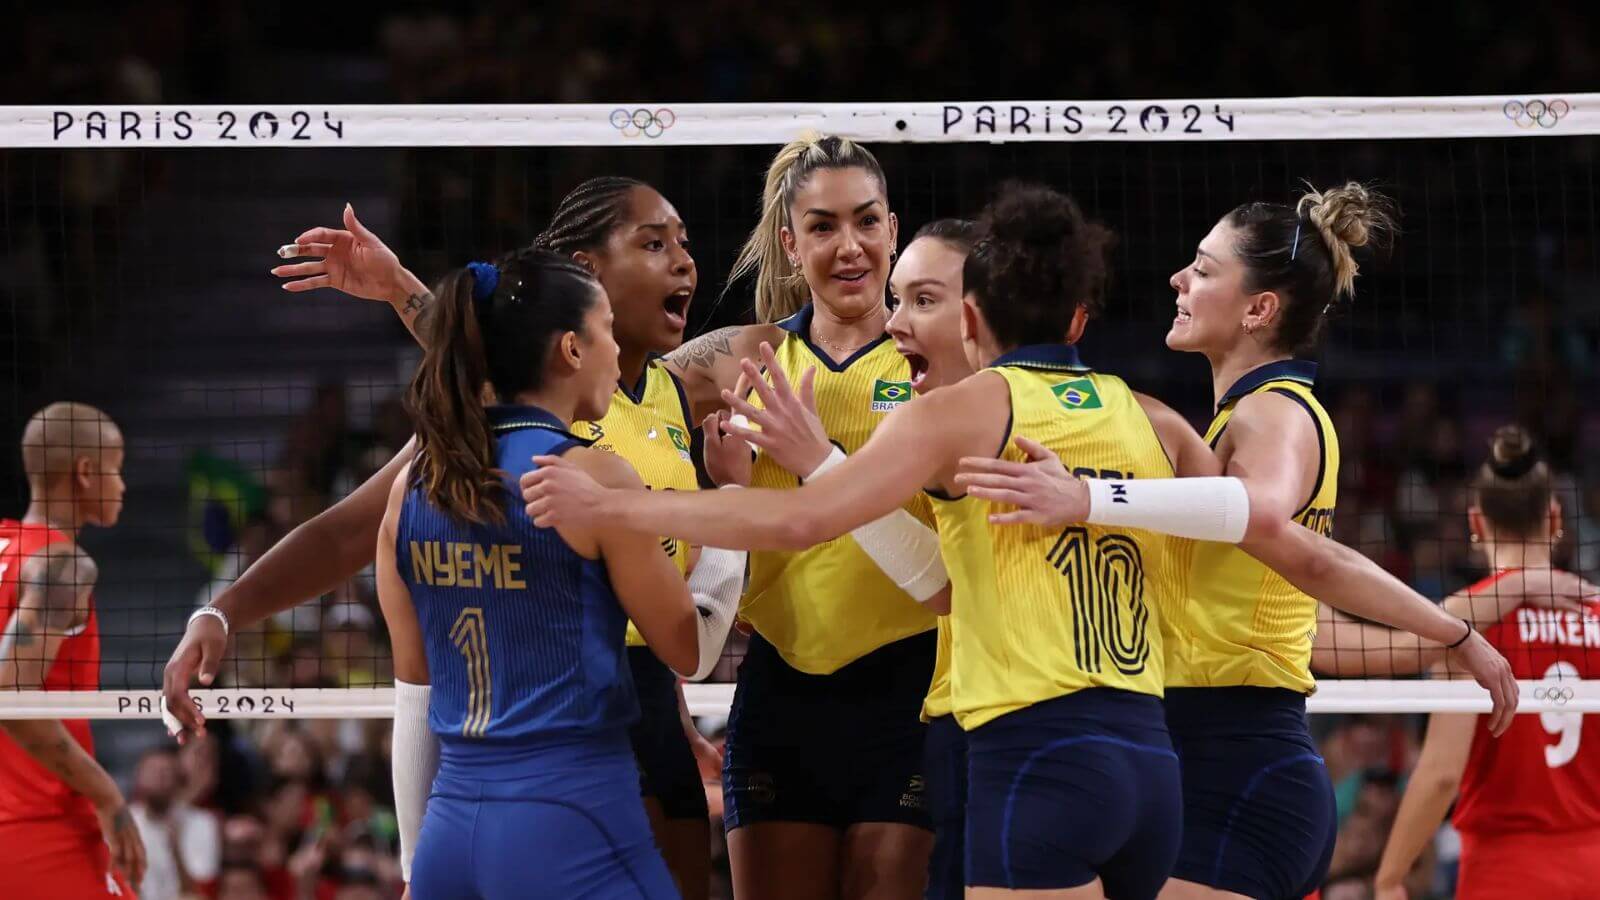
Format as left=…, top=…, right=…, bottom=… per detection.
left=1242, top=322, right=1255, bottom=335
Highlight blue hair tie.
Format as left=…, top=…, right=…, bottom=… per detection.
left=466, top=261, right=500, bottom=307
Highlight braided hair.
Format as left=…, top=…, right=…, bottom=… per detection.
left=534, top=176, right=648, bottom=255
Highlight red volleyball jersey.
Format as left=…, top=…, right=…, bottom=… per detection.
left=1452, top=569, right=1600, bottom=836
left=0, top=520, right=101, bottom=834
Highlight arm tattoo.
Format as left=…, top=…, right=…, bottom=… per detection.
left=39, top=551, right=90, bottom=632
left=668, top=326, right=742, bottom=370
left=402, top=291, right=433, bottom=317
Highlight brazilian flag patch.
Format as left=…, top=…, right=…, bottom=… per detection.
left=665, top=424, right=692, bottom=458
left=871, top=379, right=913, bottom=412
left=1051, top=378, right=1103, bottom=411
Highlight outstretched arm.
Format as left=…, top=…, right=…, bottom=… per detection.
left=0, top=544, right=146, bottom=887
left=163, top=439, right=418, bottom=740
left=718, top=345, right=950, bottom=607
left=1312, top=569, right=1596, bottom=676
left=523, top=379, right=986, bottom=552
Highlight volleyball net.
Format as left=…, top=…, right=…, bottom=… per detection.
left=0, top=95, right=1596, bottom=723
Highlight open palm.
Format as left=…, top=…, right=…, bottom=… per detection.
left=272, top=203, right=403, bottom=301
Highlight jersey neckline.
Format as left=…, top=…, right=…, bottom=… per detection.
left=1218, top=359, right=1318, bottom=407
left=486, top=404, right=581, bottom=439
left=988, top=343, right=1091, bottom=372
left=776, top=304, right=892, bottom=373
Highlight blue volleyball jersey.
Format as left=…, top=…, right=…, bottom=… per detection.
left=396, top=405, right=639, bottom=756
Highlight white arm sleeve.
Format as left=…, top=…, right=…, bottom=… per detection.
left=806, top=447, right=949, bottom=603
left=1084, top=476, right=1251, bottom=542
left=681, top=542, right=747, bottom=682
left=393, top=679, right=439, bottom=882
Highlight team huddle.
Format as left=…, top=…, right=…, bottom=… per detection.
left=0, top=132, right=1595, bottom=900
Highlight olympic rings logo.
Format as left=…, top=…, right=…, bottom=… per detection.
left=611, top=108, right=676, bottom=139
left=1533, top=684, right=1576, bottom=704
left=1504, top=99, right=1570, bottom=129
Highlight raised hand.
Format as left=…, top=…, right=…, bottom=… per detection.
left=719, top=343, right=831, bottom=479
left=955, top=435, right=1087, bottom=525
left=271, top=203, right=408, bottom=302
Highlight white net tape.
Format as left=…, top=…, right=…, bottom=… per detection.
left=3, top=94, right=1594, bottom=149
left=1, top=681, right=1594, bottom=721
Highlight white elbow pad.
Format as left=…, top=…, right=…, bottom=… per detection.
left=393, top=680, right=439, bottom=882
left=1084, top=476, right=1250, bottom=543
left=684, top=545, right=746, bottom=681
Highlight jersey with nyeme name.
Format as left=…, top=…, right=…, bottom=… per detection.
left=396, top=406, right=637, bottom=750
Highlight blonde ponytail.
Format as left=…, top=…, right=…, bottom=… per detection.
left=726, top=132, right=890, bottom=323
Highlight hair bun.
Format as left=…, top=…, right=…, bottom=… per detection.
left=985, top=184, right=1081, bottom=248
left=1487, top=425, right=1539, bottom=480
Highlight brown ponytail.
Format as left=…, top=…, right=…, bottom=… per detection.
left=405, top=250, right=600, bottom=525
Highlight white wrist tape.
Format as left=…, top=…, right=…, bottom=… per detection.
left=188, top=605, right=230, bottom=637
left=393, top=680, right=439, bottom=882
left=683, top=540, right=747, bottom=682
left=1085, top=477, right=1250, bottom=543
left=802, top=445, right=847, bottom=481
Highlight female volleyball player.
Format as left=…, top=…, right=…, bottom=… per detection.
left=951, top=183, right=1520, bottom=900
left=1373, top=427, right=1600, bottom=900
left=885, top=218, right=982, bottom=900
left=169, top=182, right=742, bottom=900
left=528, top=178, right=1523, bottom=890
left=668, top=134, right=951, bottom=900
left=379, top=247, right=720, bottom=898
left=0, top=403, right=143, bottom=898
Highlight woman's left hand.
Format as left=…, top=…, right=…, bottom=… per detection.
left=719, top=343, right=833, bottom=479
left=702, top=410, right=753, bottom=488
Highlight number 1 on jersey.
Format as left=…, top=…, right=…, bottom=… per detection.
left=451, top=607, right=492, bottom=737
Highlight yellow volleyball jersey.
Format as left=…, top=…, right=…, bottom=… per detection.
left=931, top=345, right=1180, bottom=731
left=572, top=358, right=699, bottom=646
left=1164, top=360, right=1338, bottom=693
left=743, top=305, right=938, bottom=674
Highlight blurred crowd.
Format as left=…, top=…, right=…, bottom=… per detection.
left=4, top=2, right=1594, bottom=105
left=3, top=3, right=1599, bottom=899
